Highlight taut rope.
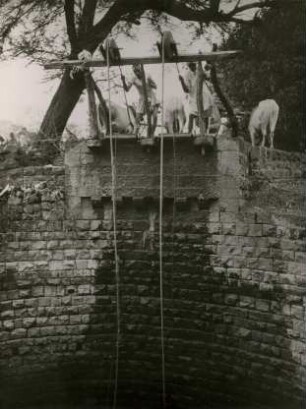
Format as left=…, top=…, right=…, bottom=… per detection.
left=106, top=43, right=121, bottom=409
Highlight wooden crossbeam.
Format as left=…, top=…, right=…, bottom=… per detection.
left=44, top=50, right=241, bottom=69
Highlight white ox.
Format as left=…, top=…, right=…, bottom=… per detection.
left=163, top=95, right=186, bottom=134
left=160, top=65, right=221, bottom=136
left=97, top=102, right=137, bottom=134
left=155, top=66, right=187, bottom=135
left=248, top=99, right=279, bottom=148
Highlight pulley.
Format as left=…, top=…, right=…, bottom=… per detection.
left=99, top=38, right=121, bottom=64
left=157, top=31, right=178, bottom=61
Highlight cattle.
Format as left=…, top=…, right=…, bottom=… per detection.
left=164, top=95, right=186, bottom=134
left=97, top=102, right=137, bottom=134
left=248, top=99, right=279, bottom=148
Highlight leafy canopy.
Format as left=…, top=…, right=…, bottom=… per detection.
left=0, top=0, right=281, bottom=63
left=218, top=2, right=304, bottom=150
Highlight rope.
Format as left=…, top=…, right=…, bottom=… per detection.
left=159, top=34, right=166, bottom=409
left=106, top=43, right=121, bottom=409
left=118, top=64, right=133, bottom=128
left=175, top=62, right=181, bottom=78
left=171, top=130, right=177, bottom=276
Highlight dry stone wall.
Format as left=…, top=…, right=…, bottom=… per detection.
left=0, top=137, right=304, bottom=409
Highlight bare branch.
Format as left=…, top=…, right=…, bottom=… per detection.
left=0, top=0, right=41, bottom=42
left=233, top=0, right=242, bottom=11
left=143, top=0, right=281, bottom=24
left=226, top=0, right=277, bottom=18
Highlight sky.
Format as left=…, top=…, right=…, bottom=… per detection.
left=0, top=9, right=232, bottom=135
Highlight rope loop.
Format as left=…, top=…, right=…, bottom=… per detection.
left=106, top=40, right=121, bottom=409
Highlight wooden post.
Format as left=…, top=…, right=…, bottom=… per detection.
left=84, top=70, right=99, bottom=139
left=196, top=61, right=206, bottom=138
left=140, top=64, right=152, bottom=138
left=89, top=73, right=109, bottom=135
left=210, top=43, right=239, bottom=138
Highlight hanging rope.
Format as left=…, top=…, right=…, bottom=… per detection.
left=100, top=41, right=133, bottom=130
left=106, top=43, right=121, bottom=409
left=118, top=64, right=133, bottom=128
left=159, top=33, right=166, bottom=409
left=171, top=127, right=177, bottom=276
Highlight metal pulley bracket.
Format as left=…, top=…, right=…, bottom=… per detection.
left=157, top=31, right=179, bottom=61
left=99, top=38, right=122, bottom=64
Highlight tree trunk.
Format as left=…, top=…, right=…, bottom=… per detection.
left=39, top=69, right=85, bottom=139
left=39, top=0, right=130, bottom=142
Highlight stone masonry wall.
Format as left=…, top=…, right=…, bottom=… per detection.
left=0, top=137, right=305, bottom=409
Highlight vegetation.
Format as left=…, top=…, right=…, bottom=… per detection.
left=218, top=2, right=305, bottom=151
left=0, top=130, right=80, bottom=170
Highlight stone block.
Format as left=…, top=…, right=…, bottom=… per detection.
left=236, top=327, right=251, bottom=339
left=240, top=296, right=255, bottom=309
left=3, top=320, right=14, bottom=330
left=257, top=258, right=273, bottom=271
left=224, top=294, right=238, bottom=306
left=38, top=297, right=52, bottom=307
left=76, top=220, right=91, bottom=230
left=46, top=240, right=59, bottom=250
left=52, top=251, right=64, bottom=261
left=12, top=299, right=25, bottom=309
left=78, top=285, right=93, bottom=295
left=255, top=247, right=271, bottom=258
left=287, top=262, right=302, bottom=275
left=236, top=223, right=248, bottom=236
left=11, top=328, right=27, bottom=339
left=290, top=305, right=304, bottom=320
left=207, top=222, right=221, bottom=234
left=32, top=287, right=44, bottom=297
left=259, top=283, right=274, bottom=292
left=295, top=251, right=306, bottom=263
left=18, top=262, right=35, bottom=273
left=1, top=309, right=14, bottom=319
left=262, top=224, right=277, bottom=237
left=23, top=318, right=36, bottom=328
left=248, top=224, right=263, bottom=237
left=255, top=299, right=270, bottom=312
left=222, top=223, right=236, bottom=235
left=90, top=220, right=102, bottom=230
left=241, top=269, right=252, bottom=281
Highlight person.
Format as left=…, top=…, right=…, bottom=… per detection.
left=121, top=64, right=158, bottom=137
left=179, top=62, right=214, bottom=135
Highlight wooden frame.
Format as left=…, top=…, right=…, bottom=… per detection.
left=44, top=50, right=241, bottom=69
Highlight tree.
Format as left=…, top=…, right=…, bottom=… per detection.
left=0, top=0, right=282, bottom=147
left=217, top=1, right=305, bottom=150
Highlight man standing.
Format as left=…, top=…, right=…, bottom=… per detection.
left=121, top=64, right=158, bottom=137
left=179, top=62, right=214, bottom=135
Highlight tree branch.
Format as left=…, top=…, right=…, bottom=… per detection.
left=226, top=0, right=277, bottom=18
left=147, top=0, right=279, bottom=23
left=78, top=0, right=98, bottom=39
left=83, top=0, right=131, bottom=51
left=209, top=0, right=221, bottom=14
left=0, top=0, right=41, bottom=42
left=64, top=0, right=78, bottom=53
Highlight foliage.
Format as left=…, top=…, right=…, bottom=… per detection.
left=217, top=2, right=305, bottom=151
left=0, top=132, right=63, bottom=169
left=0, top=0, right=279, bottom=61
